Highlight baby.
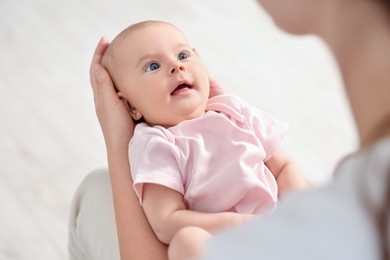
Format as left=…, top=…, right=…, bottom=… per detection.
left=101, top=20, right=311, bottom=259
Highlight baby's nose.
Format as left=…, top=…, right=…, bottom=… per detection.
left=171, top=64, right=185, bottom=74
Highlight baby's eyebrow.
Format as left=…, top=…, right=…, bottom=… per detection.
left=175, top=43, right=193, bottom=53
left=174, top=42, right=191, bottom=49
left=136, top=54, right=156, bottom=69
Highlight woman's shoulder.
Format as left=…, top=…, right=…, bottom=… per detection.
left=333, top=137, right=390, bottom=196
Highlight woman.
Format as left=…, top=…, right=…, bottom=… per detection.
left=69, top=0, right=390, bottom=259
left=202, top=0, right=390, bottom=259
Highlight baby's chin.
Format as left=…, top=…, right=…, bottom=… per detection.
left=150, top=112, right=204, bottom=128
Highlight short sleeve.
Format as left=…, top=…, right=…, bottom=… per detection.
left=241, top=102, right=289, bottom=161
left=129, top=131, right=184, bottom=205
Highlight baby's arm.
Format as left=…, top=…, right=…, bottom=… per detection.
left=142, top=183, right=252, bottom=245
left=265, top=150, right=312, bottom=197
left=168, top=226, right=213, bottom=260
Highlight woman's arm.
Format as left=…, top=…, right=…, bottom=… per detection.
left=90, top=37, right=168, bottom=259
left=265, top=150, right=312, bottom=197
left=142, top=183, right=253, bottom=244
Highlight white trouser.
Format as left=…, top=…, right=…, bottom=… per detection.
left=68, top=169, right=120, bottom=260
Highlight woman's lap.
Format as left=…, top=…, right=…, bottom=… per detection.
left=68, top=168, right=120, bottom=260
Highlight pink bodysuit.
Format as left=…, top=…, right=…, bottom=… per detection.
left=130, top=94, right=288, bottom=215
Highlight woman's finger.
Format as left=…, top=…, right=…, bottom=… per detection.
left=95, top=64, right=116, bottom=95
left=208, top=74, right=224, bottom=97
left=90, top=64, right=102, bottom=107
left=90, top=63, right=116, bottom=107
left=89, top=37, right=111, bottom=103
left=91, top=36, right=109, bottom=66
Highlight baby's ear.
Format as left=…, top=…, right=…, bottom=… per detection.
left=128, top=105, right=142, bottom=121
left=117, top=92, right=143, bottom=120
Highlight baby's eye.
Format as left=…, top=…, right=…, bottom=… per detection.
left=146, top=63, right=160, bottom=72
left=178, top=52, right=189, bottom=60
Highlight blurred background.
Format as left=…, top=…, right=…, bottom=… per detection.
left=0, top=0, right=357, bottom=259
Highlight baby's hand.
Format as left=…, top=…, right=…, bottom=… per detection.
left=229, top=213, right=256, bottom=228
left=241, top=214, right=256, bottom=223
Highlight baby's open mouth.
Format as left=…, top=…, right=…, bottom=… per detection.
left=171, top=83, right=193, bottom=95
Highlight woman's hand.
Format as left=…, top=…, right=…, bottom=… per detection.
left=90, top=37, right=135, bottom=152
left=208, top=74, right=225, bottom=98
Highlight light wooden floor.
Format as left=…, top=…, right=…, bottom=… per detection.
left=0, top=0, right=357, bottom=259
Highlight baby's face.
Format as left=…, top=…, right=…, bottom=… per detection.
left=114, top=24, right=210, bottom=127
